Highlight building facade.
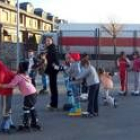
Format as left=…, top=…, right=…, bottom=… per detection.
left=0, top=0, right=57, bottom=49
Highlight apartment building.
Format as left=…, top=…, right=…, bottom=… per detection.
left=0, top=0, right=56, bottom=45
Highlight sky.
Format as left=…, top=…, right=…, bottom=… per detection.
left=19, top=0, right=140, bottom=24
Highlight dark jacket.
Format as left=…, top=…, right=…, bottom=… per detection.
left=45, top=44, right=59, bottom=74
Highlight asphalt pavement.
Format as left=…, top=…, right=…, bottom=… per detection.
left=0, top=72, right=140, bottom=140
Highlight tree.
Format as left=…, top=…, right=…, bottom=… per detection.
left=101, top=21, right=123, bottom=60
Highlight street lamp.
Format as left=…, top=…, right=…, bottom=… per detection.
left=16, top=0, right=20, bottom=69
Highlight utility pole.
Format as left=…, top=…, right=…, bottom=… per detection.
left=16, top=0, right=20, bottom=68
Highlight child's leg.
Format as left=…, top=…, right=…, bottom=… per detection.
left=87, top=84, right=99, bottom=115
left=102, top=89, right=107, bottom=104
left=1, top=95, right=13, bottom=131
left=29, top=94, right=41, bottom=130
left=68, top=83, right=81, bottom=115
left=22, top=96, right=32, bottom=127
left=93, top=84, right=100, bottom=115
left=134, top=71, right=139, bottom=92
left=105, top=89, right=114, bottom=106
left=120, top=70, right=127, bottom=93
left=42, top=74, right=47, bottom=90
left=67, top=80, right=75, bottom=105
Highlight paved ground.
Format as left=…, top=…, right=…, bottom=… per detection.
left=0, top=72, right=140, bottom=140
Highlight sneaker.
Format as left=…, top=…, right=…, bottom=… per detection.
left=31, top=124, right=42, bottom=131
left=10, top=125, right=16, bottom=129
left=132, top=90, right=140, bottom=96
left=46, top=104, right=58, bottom=111
left=119, top=90, right=125, bottom=96
left=93, top=112, right=99, bottom=117
left=1, top=128, right=10, bottom=134
left=17, top=125, right=30, bottom=132
left=80, top=94, right=88, bottom=101
left=82, top=112, right=94, bottom=118
left=39, top=89, right=48, bottom=94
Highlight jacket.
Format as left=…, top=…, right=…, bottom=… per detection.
left=0, top=61, right=15, bottom=95
left=6, top=74, right=36, bottom=97
left=133, top=58, right=140, bottom=71
left=45, top=44, right=59, bottom=74
left=76, top=64, right=99, bottom=86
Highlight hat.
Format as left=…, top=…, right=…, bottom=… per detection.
left=81, top=53, right=89, bottom=59
left=69, top=53, right=80, bottom=61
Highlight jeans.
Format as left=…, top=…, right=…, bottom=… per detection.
left=42, top=74, right=47, bottom=90
left=70, top=82, right=80, bottom=108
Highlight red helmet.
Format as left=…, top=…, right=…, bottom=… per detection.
left=69, top=52, right=80, bottom=61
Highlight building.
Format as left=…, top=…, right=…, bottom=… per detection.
left=0, top=0, right=57, bottom=49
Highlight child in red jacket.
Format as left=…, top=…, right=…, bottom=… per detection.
left=0, top=61, right=15, bottom=133
left=117, top=52, right=130, bottom=96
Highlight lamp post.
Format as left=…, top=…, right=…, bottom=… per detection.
left=16, top=0, right=20, bottom=68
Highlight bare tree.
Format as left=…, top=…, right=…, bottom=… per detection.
left=101, top=21, right=123, bottom=59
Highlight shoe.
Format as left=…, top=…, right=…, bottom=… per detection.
left=17, top=125, right=30, bottom=132
left=68, top=108, right=82, bottom=116
left=46, top=105, right=58, bottom=111
left=39, top=89, right=48, bottom=94
left=119, top=90, right=126, bottom=96
left=80, top=94, right=88, bottom=101
left=93, top=112, right=98, bottom=117
left=68, top=111, right=82, bottom=116
left=1, top=118, right=10, bottom=132
left=10, top=125, right=16, bottom=129
left=82, top=112, right=94, bottom=118
left=31, top=124, right=42, bottom=131
left=1, top=128, right=10, bottom=134
left=132, top=90, right=140, bottom=96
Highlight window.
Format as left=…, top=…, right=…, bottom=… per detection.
left=29, top=19, right=32, bottom=26
left=20, top=14, right=24, bottom=24
left=2, top=9, right=8, bottom=22
left=38, top=20, right=41, bottom=29
left=10, top=12, right=16, bottom=24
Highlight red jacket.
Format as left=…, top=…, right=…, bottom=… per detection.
left=117, top=58, right=130, bottom=72
left=0, top=61, right=15, bottom=95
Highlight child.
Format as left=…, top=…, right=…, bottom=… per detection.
left=76, top=59, right=100, bottom=117
left=0, top=61, right=15, bottom=133
left=0, top=61, right=41, bottom=131
left=37, top=52, right=48, bottom=94
left=66, top=52, right=81, bottom=116
left=98, top=68, right=117, bottom=107
left=132, top=51, right=140, bottom=96
left=62, top=53, right=74, bottom=111
left=117, top=52, right=130, bottom=96
left=28, top=50, right=38, bottom=87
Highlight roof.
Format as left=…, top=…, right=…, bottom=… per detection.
left=34, top=8, right=45, bottom=17
left=20, top=2, right=33, bottom=11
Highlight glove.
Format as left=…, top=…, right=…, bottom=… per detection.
left=53, top=63, right=59, bottom=70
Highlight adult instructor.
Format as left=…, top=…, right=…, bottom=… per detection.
left=45, top=36, right=59, bottom=110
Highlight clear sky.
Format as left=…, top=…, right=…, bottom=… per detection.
left=19, top=0, right=140, bottom=24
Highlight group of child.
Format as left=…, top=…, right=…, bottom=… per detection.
left=117, top=51, right=140, bottom=96
left=0, top=50, right=140, bottom=134
left=0, top=60, right=42, bottom=133
left=62, top=52, right=116, bottom=117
